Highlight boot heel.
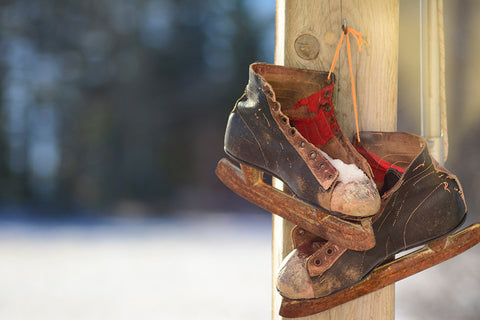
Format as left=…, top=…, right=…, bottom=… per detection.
left=240, top=163, right=262, bottom=186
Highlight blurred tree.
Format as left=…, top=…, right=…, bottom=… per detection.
left=0, top=0, right=274, bottom=214
left=0, top=0, right=478, bottom=221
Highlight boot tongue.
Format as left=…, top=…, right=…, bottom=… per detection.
left=289, top=84, right=339, bottom=147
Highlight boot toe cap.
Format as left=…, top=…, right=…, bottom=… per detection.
left=276, top=248, right=315, bottom=300
left=330, top=180, right=381, bottom=217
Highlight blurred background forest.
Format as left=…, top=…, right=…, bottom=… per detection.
left=0, top=0, right=275, bottom=216
left=0, top=1, right=479, bottom=319
left=0, top=0, right=479, bottom=221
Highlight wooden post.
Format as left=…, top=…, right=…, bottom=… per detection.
left=272, top=1, right=399, bottom=319
left=420, top=0, right=447, bottom=164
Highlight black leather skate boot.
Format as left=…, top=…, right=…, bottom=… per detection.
left=223, top=63, right=380, bottom=220
left=276, top=132, right=468, bottom=313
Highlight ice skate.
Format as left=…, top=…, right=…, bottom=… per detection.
left=277, top=132, right=479, bottom=317
left=216, top=63, right=380, bottom=250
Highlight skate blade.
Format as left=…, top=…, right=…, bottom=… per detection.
left=216, top=157, right=375, bottom=251
left=279, top=223, right=480, bottom=318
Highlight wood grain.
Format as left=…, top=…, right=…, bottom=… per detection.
left=273, top=0, right=399, bottom=319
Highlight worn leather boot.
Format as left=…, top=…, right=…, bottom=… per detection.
left=224, top=63, right=380, bottom=219
left=276, top=131, right=467, bottom=299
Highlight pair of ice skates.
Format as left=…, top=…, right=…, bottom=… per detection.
left=216, top=63, right=480, bottom=317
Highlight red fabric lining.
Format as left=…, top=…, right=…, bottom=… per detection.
left=354, top=144, right=405, bottom=184
left=290, top=83, right=338, bottom=147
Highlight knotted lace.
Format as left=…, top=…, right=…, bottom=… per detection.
left=328, top=27, right=363, bottom=142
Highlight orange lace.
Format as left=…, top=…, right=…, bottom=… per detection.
left=328, top=27, right=363, bottom=142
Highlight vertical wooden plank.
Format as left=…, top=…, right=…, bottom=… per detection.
left=273, top=0, right=399, bottom=319
left=420, top=0, right=446, bottom=164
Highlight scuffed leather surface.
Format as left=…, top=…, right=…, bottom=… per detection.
left=279, top=131, right=467, bottom=299
left=224, top=63, right=377, bottom=215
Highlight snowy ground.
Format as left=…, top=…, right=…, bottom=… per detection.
left=0, top=213, right=478, bottom=320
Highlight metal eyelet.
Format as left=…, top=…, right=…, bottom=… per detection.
left=309, top=151, right=316, bottom=159
left=263, top=86, right=273, bottom=97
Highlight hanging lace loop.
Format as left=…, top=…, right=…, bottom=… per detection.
left=328, top=27, right=363, bottom=142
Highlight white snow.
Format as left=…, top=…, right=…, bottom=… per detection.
left=0, top=214, right=271, bottom=320
left=0, top=213, right=478, bottom=320
left=320, top=150, right=370, bottom=183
